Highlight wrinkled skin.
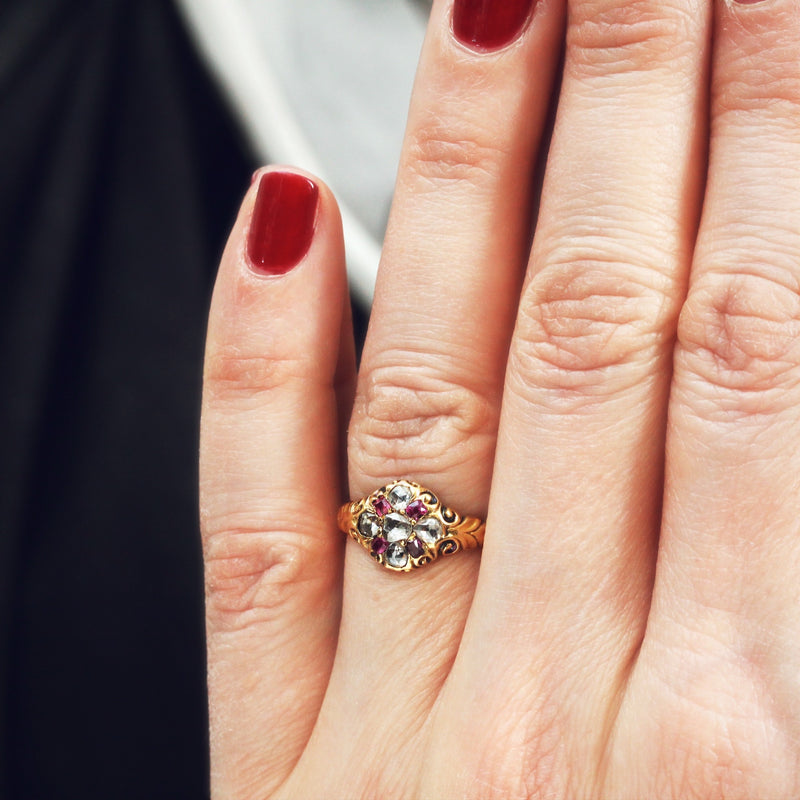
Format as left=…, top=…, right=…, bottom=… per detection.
left=200, top=0, right=800, bottom=797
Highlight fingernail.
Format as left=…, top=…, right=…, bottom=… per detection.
left=453, top=0, right=535, bottom=52
left=247, top=171, right=319, bottom=275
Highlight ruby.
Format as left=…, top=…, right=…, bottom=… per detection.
left=371, top=537, right=388, bottom=555
left=372, top=496, right=391, bottom=517
left=405, top=500, right=427, bottom=521
left=407, top=538, right=425, bottom=558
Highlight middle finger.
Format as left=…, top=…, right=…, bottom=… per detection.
left=432, top=0, right=711, bottom=793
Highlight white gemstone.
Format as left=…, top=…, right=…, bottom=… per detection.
left=388, top=483, right=413, bottom=510
left=386, top=543, right=409, bottom=568
left=415, top=517, right=443, bottom=545
left=357, top=511, right=381, bottom=539
left=384, top=512, right=412, bottom=542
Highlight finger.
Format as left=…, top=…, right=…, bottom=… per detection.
left=290, top=0, right=566, bottom=793
left=351, top=0, right=563, bottom=503
left=429, top=0, right=711, bottom=792
left=620, top=3, right=800, bottom=794
left=200, top=168, right=353, bottom=799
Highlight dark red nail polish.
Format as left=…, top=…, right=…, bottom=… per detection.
left=247, top=171, right=319, bottom=275
left=453, top=0, right=535, bottom=51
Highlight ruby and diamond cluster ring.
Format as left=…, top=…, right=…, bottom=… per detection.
left=337, top=479, right=485, bottom=572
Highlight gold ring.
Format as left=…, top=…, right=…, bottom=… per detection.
left=337, top=479, right=485, bottom=572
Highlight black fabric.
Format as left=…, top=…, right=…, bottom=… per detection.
left=0, top=0, right=256, bottom=796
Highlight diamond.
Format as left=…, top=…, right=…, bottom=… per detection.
left=415, top=517, right=443, bottom=545
left=357, top=511, right=381, bottom=539
left=386, top=543, right=409, bottom=569
left=405, top=500, right=428, bottom=521
left=371, top=537, right=388, bottom=555
left=384, top=512, right=412, bottom=543
left=388, top=483, right=413, bottom=510
left=372, top=496, right=391, bottom=517
left=407, top=538, right=425, bottom=558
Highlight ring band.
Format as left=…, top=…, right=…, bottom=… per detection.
left=337, top=479, right=485, bottom=572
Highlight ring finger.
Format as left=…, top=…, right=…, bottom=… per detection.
left=287, top=0, right=565, bottom=794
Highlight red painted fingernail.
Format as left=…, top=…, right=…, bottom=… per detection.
left=453, top=0, right=535, bottom=51
left=247, top=171, right=319, bottom=275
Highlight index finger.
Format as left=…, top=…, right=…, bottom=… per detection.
left=200, top=168, right=354, bottom=798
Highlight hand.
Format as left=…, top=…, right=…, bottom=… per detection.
left=199, top=0, right=800, bottom=796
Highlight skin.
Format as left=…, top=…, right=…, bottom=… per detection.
left=199, top=0, right=800, bottom=796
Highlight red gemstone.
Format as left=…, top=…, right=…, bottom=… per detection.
left=406, top=500, right=427, bottom=521
left=407, top=538, right=425, bottom=558
left=372, top=496, right=391, bottom=516
left=371, top=537, right=388, bottom=555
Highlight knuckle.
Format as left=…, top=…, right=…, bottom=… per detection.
left=204, top=348, right=311, bottom=405
left=201, top=516, right=320, bottom=632
left=676, top=270, right=800, bottom=415
left=349, top=362, right=496, bottom=480
left=568, top=0, right=697, bottom=76
left=509, top=258, right=675, bottom=402
left=405, top=120, right=506, bottom=189
left=463, top=694, right=584, bottom=800
left=655, top=720, right=752, bottom=800
left=716, top=79, right=800, bottom=126
left=650, top=662, right=791, bottom=800
left=714, top=37, right=800, bottom=120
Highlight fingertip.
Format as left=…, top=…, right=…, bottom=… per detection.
left=247, top=170, right=320, bottom=275
left=209, top=165, right=347, bottom=364
left=243, top=165, right=342, bottom=272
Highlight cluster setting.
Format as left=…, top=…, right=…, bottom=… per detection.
left=355, top=480, right=446, bottom=570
